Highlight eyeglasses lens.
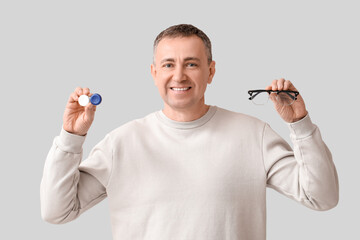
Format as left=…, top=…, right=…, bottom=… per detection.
left=252, top=92, right=269, bottom=105
left=276, top=92, right=295, bottom=106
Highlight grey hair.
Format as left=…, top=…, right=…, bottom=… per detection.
left=153, top=24, right=212, bottom=65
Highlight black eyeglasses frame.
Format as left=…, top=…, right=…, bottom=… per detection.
left=248, top=89, right=299, bottom=101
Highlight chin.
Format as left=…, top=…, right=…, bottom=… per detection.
left=166, top=100, right=195, bottom=110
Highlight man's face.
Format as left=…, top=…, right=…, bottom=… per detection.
left=151, top=36, right=215, bottom=111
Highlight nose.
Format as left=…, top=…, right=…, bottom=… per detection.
left=172, top=65, right=186, bottom=82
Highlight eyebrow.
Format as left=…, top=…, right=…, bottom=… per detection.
left=160, top=57, right=201, bottom=64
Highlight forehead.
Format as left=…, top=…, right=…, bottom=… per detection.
left=155, top=36, right=207, bottom=59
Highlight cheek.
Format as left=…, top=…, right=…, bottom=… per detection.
left=156, top=76, right=170, bottom=95
left=155, top=73, right=168, bottom=87
left=194, top=71, right=210, bottom=87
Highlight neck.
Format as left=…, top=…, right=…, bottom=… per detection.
left=162, top=103, right=210, bottom=122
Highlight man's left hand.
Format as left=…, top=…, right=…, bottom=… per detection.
left=266, top=78, right=308, bottom=123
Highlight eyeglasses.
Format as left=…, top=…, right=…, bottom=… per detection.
left=248, top=89, right=299, bottom=106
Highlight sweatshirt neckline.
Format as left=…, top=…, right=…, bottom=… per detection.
left=156, top=105, right=217, bottom=129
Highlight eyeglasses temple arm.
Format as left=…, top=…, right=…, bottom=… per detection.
left=248, top=91, right=262, bottom=100
left=283, top=91, right=299, bottom=100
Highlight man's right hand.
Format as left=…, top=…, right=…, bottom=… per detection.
left=63, top=87, right=97, bottom=136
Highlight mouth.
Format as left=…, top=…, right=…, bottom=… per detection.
left=170, top=87, right=192, bottom=92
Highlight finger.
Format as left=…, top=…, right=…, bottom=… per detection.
left=277, top=78, right=285, bottom=90
left=86, top=103, right=97, bottom=112
left=271, top=79, right=278, bottom=90
left=265, top=85, right=272, bottom=90
left=85, top=104, right=97, bottom=120
left=68, top=92, right=79, bottom=103
left=284, top=80, right=291, bottom=90
left=83, top=87, right=90, bottom=96
left=75, top=87, right=83, bottom=96
left=286, top=81, right=298, bottom=91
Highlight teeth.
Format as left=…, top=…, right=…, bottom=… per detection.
left=172, top=87, right=190, bottom=91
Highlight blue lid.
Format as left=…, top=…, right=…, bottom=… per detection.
left=90, top=93, right=102, bottom=105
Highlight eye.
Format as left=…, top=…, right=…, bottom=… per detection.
left=163, top=63, right=173, bottom=68
left=187, top=63, right=197, bottom=67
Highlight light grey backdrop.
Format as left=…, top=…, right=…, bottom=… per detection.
left=1, top=0, right=358, bottom=239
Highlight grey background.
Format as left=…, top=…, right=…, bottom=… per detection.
left=1, top=0, right=358, bottom=239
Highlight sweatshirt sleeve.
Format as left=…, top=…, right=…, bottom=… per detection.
left=262, top=114, right=339, bottom=211
left=40, top=128, right=113, bottom=224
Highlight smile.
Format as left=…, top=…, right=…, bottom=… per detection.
left=170, top=87, right=192, bottom=91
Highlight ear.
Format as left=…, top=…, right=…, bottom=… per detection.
left=207, top=60, right=216, bottom=84
left=151, top=63, right=157, bottom=86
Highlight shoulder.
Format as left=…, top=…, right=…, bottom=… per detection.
left=214, top=106, right=266, bottom=128
left=106, top=111, right=157, bottom=140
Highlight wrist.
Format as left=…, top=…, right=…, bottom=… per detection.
left=57, top=127, right=87, bottom=153
left=291, top=110, right=308, bottom=123
left=287, top=113, right=316, bottom=140
left=63, top=125, right=88, bottom=136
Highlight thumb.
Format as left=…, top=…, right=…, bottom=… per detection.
left=84, top=103, right=97, bottom=122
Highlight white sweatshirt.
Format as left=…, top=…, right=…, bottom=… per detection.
left=40, top=106, right=339, bottom=240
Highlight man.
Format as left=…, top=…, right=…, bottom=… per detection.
left=41, top=24, right=339, bottom=240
